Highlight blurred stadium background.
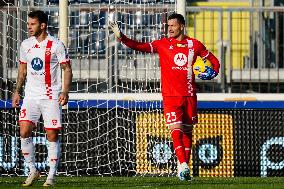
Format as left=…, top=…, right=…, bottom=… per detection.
left=0, top=0, right=284, bottom=182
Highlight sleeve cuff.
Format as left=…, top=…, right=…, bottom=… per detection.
left=202, top=51, right=210, bottom=59
left=19, top=60, right=27, bottom=64
left=119, top=34, right=127, bottom=42
left=60, top=60, right=71, bottom=64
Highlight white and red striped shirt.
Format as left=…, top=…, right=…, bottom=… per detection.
left=19, top=34, right=70, bottom=99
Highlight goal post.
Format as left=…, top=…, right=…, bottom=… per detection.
left=59, top=0, right=68, bottom=109
left=176, top=0, right=186, bottom=17
left=176, top=0, right=186, bottom=33
left=59, top=0, right=68, bottom=45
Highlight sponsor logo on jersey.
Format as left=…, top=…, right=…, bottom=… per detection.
left=176, top=43, right=187, bottom=48
left=172, top=67, right=188, bottom=71
left=169, top=45, right=173, bottom=50
left=31, top=57, right=43, bottom=71
left=174, top=53, right=187, bottom=66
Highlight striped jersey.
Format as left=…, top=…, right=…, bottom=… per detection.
left=19, top=34, right=70, bottom=99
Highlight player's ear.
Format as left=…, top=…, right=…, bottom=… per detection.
left=41, top=23, right=47, bottom=30
left=180, top=24, right=185, bottom=31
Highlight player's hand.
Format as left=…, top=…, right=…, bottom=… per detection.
left=198, top=66, right=218, bottom=80
left=58, top=92, right=69, bottom=106
left=109, top=21, right=121, bottom=39
left=12, top=91, right=20, bottom=108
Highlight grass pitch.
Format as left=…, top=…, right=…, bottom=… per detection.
left=0, top=176, right=283, bottom=189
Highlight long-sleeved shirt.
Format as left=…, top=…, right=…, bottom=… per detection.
left=120, top=34, right=220, bottom=96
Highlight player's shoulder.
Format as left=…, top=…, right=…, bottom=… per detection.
left=161, top=37, right=170, bottom=42
left=185, top=36, right=205, bottom=49
left=155, top=37, right=171, bottom=44
left=48, top=35, right=64, bottom=46
left=21, top=36, right=35, bottom=47
left=149, top=37, right=166, bottom=47
left=185, top=36, right=202, bottom=44
left=20, top=37, right=35, bottom=51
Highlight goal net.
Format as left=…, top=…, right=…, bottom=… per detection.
left=0, top=0, right=177, bottom=176
left=2, top=0, right=283, bottom=178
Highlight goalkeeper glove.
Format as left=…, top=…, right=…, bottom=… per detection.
left=198, top=66, right=218, bottom=80
left=109, top=21, right=121, bottom=39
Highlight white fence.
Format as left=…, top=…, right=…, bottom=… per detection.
left=1, top=2, right=284, bottom=96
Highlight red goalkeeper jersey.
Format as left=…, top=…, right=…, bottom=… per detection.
left=120, top=35, right=220, bottom=97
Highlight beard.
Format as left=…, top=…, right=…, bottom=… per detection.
left=31, top=25, right=43, bottom=37
left=33, top=28, right=42, bottom=36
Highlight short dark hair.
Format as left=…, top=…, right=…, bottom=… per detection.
left=168, top=13, right=185, bottom=25
left=28, top=10, right=48, bottom=25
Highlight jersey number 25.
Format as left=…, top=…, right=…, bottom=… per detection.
left=166, top=112, right=177, bottom=123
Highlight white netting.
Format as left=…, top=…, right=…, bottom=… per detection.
left=1, top=1, right=284, bottom=178
left=0, top=0, right=175, bottom=176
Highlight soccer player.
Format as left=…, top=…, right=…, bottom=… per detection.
left=110, top=13, right=219, bottom=181
left=12, top=10, right=72, bottom=186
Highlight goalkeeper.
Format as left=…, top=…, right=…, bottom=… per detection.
left=12, top=10, right=72, bottom=186
left=110, top=13, right=219, bottom=181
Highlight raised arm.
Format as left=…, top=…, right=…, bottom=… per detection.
left=109, top=21, right=153, bottom=53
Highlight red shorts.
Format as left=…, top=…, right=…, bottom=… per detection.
left=163, top=96, right=198, bottom=126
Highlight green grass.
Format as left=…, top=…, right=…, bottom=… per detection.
left=0, top=176, right=284, bottom=189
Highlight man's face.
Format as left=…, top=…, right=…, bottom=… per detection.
left=167, top=18, right=184, bottom=38
left=27, top=17, right=44, bottom=37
